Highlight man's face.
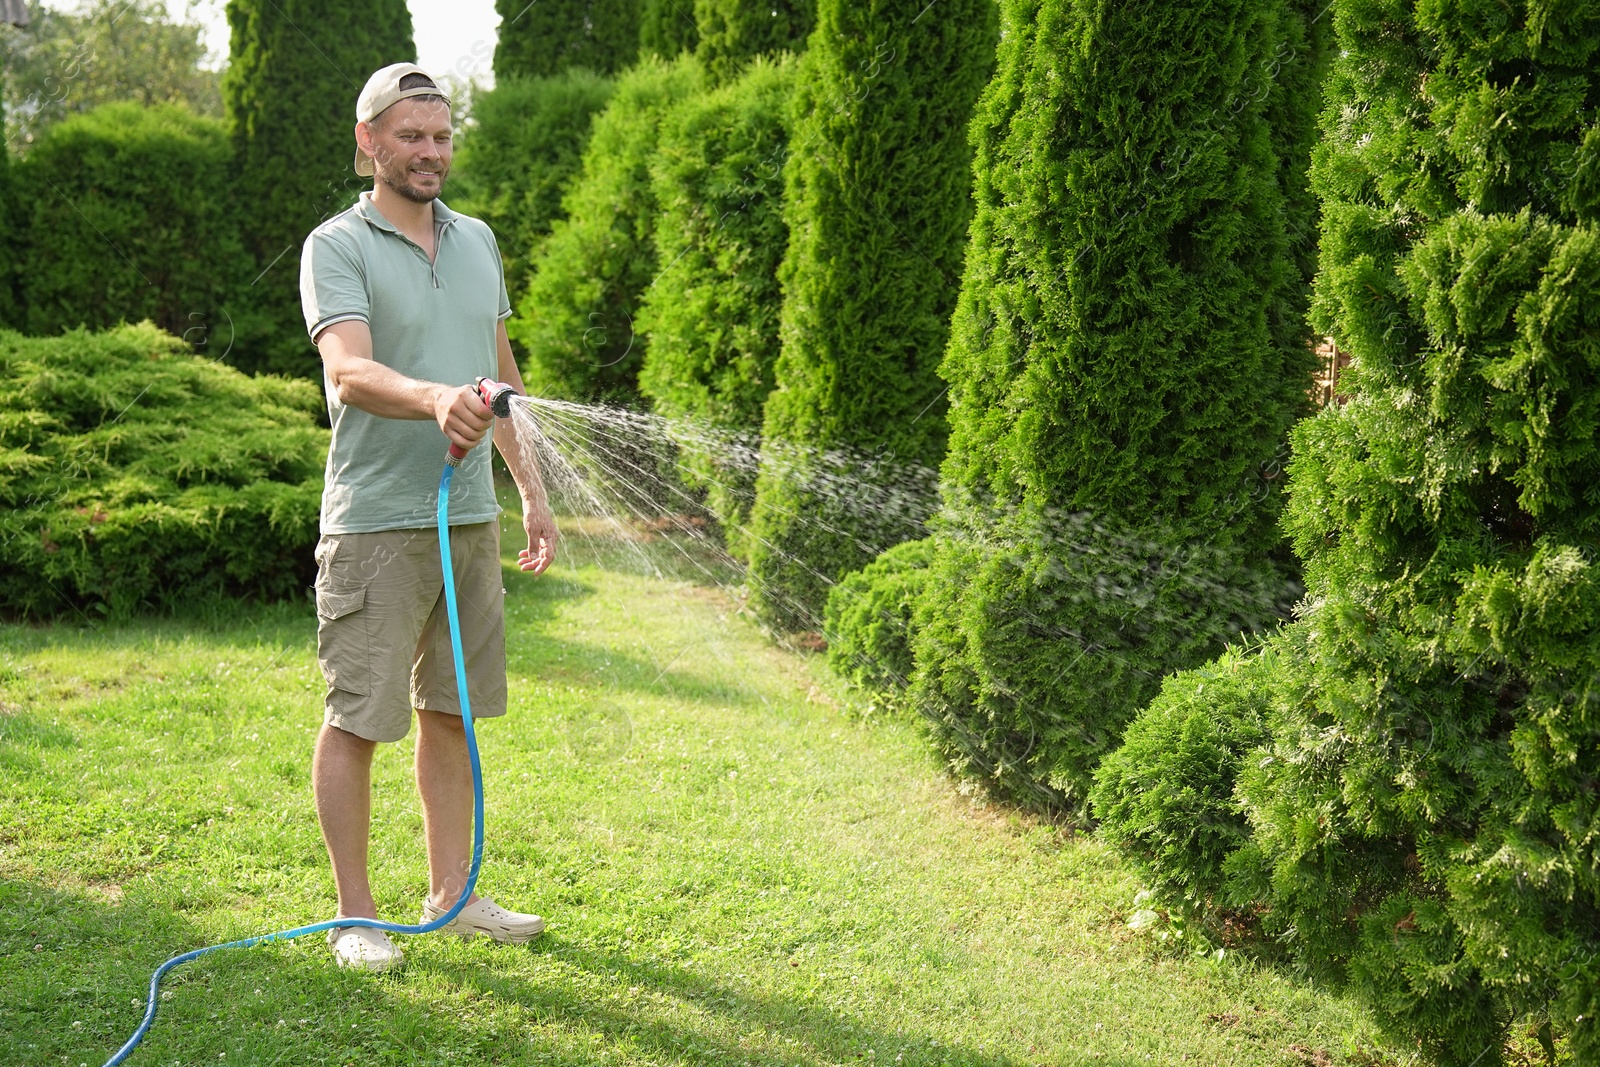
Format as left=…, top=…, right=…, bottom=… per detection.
left=361, top=98, right=453, bottom=204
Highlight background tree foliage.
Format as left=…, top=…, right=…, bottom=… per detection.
left=0, top=0, right=220, bottom=153
left=222, top=0, right=414, bottom=378
left=635, top=56, right=795, bottom=548
left=509, top=55, right=704, bottom=402
left=0, top=143, right=18, bottom=331
left=12, top=101, right=248, bottom=344
left=638, top=0, right=699, bottom=58
left=908, top=0, right=1320, bottom=815
left=743, top=0, right=997, bottom=632
left=450, top=69, right=616, bottom=308
left=493, top=0, right=642, bottom=80
left=693, top=0, right=812, bottom=84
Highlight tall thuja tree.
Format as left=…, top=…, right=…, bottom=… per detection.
left=223, top=0, right=413, bottom=377
left=509, top=56, right=703, bottom=401
left=911, top=0, right=1316, bottom=815
left=694, top=0, right=813, bottom=84
left=449, top=69, right=616, bottom=304
left=1260, top=0, right=1334, bottom=429
left=639, top=0, right=698, bottom=57
left=743, top=0, right=997, bottom=631
left=494, top=0, right=641, bottom=79
left=1219, top=3, right=1600, bottom=1062
left=636, top=57, right=795, bottom=550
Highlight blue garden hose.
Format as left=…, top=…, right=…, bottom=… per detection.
left=101, top=457, right=487, bottom=1066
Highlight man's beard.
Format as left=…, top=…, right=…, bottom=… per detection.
left=378, top=163, right=446, bottom=204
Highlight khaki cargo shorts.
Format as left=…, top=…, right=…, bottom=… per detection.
left=313, top=523, right=507, bottom=743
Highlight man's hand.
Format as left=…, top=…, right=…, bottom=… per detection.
left=435, top=384, right=493, bottom=454
left=519, top=500, right=558, bottom=575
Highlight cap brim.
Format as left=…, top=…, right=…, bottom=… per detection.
left=354, top=148, right=374, bottom=177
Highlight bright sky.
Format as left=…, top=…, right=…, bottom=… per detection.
left=44, top=0, right=505, bottom=88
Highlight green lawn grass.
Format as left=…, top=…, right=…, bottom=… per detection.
left=1, top=506, right=1407, bottom=1067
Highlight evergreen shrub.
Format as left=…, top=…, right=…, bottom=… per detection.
left=743, top=0, right=997, bottom=632
left=1219, top=3, right=1600, bottom=1061
left=13, top=102, right=247, bottom=344
left=693, top=0, right=812, bottom=84
left=223, top=0, right=414, bottom=378
left=450, top=69, right=615, bottom=302
left=635, top=56, right=794, bottom=544
left=0, top=324, right=327, bottom=619
left=822, top=536, right=931, bottom=694
left=1091, top=634, right=1286, bottom=909
left=510, top=55, right=704, bottom=402
left=493, top=0, right=641, bottom=79
left=909, top=0, right=1317, bottom=815
left=638, top=0, right=698, bottom=58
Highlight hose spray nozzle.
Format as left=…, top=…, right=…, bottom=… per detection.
left=476, top=377, right=519, bottom=419
left=446, top=377, right=522, bottom=464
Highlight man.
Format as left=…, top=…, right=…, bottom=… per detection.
left=299, top=63, right=556, bottom=971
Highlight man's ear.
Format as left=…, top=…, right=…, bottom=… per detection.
left=355, top=120, right=376, bottom=158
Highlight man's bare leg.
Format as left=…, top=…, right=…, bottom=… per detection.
left=415, top=707, right=478, bottom=911
left=313, top=723, right=379, bottom=920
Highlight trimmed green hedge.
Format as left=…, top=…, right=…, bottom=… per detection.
left=510, top=55, right=705, bottom=402
left=13, top=102, right=249, bottom=347
left=636, top=56, right=795, bottom=547
left=0, top=324, right=327, bottom=619
left=0, top=146, right=19, bottom=330
left=451, top=69, right=616, bottom=305
left=743, top=0, right=997, bottom=631
left=909, top=0, right=1319, bottom=816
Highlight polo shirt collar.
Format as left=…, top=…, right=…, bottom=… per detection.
left=354, top=191, right=459, bottom=234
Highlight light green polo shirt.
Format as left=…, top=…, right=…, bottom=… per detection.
left=300, top=193, right=511, bottom=534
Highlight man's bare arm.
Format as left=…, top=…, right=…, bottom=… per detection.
left=317, top=319, right=491, bottom=453
left=490, top=320, right=557, bottom=574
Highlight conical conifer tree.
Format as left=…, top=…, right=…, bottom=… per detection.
left=742, top=0, right=997, bottom=631
left=493, top=0, right=641, bottom=80
left=638, top=0, right=698, bottom=57
left=222, top=0, right=413, bottom=377
left=1261, top=0, right=1333, bottom=424
left=1231, top=4, right=1600, bottom=1061
left=911, top=0, right=1319, bottom=815
left=636, top=57, right=795, bottom=549
left=1097, top=2, right=1600, bottom=1058
left=509, top=56, right=704, bottom=401
left=693, top=0, right=812, bottom=84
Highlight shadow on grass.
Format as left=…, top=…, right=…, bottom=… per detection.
left=505, top=630, right=773, bottom=712
left=0, top=707, right=78, bottom=775
left=2, top=880, right=1162, bottom=1067
left=374, top=931, right=1154, bottom=1067
left=0, top=874, right=206, bottom=1065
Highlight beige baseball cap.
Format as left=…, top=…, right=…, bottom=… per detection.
left=354, top=62, right=451, bottom=177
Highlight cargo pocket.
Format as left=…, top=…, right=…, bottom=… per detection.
left=315, top=582, right=371, bottom=696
